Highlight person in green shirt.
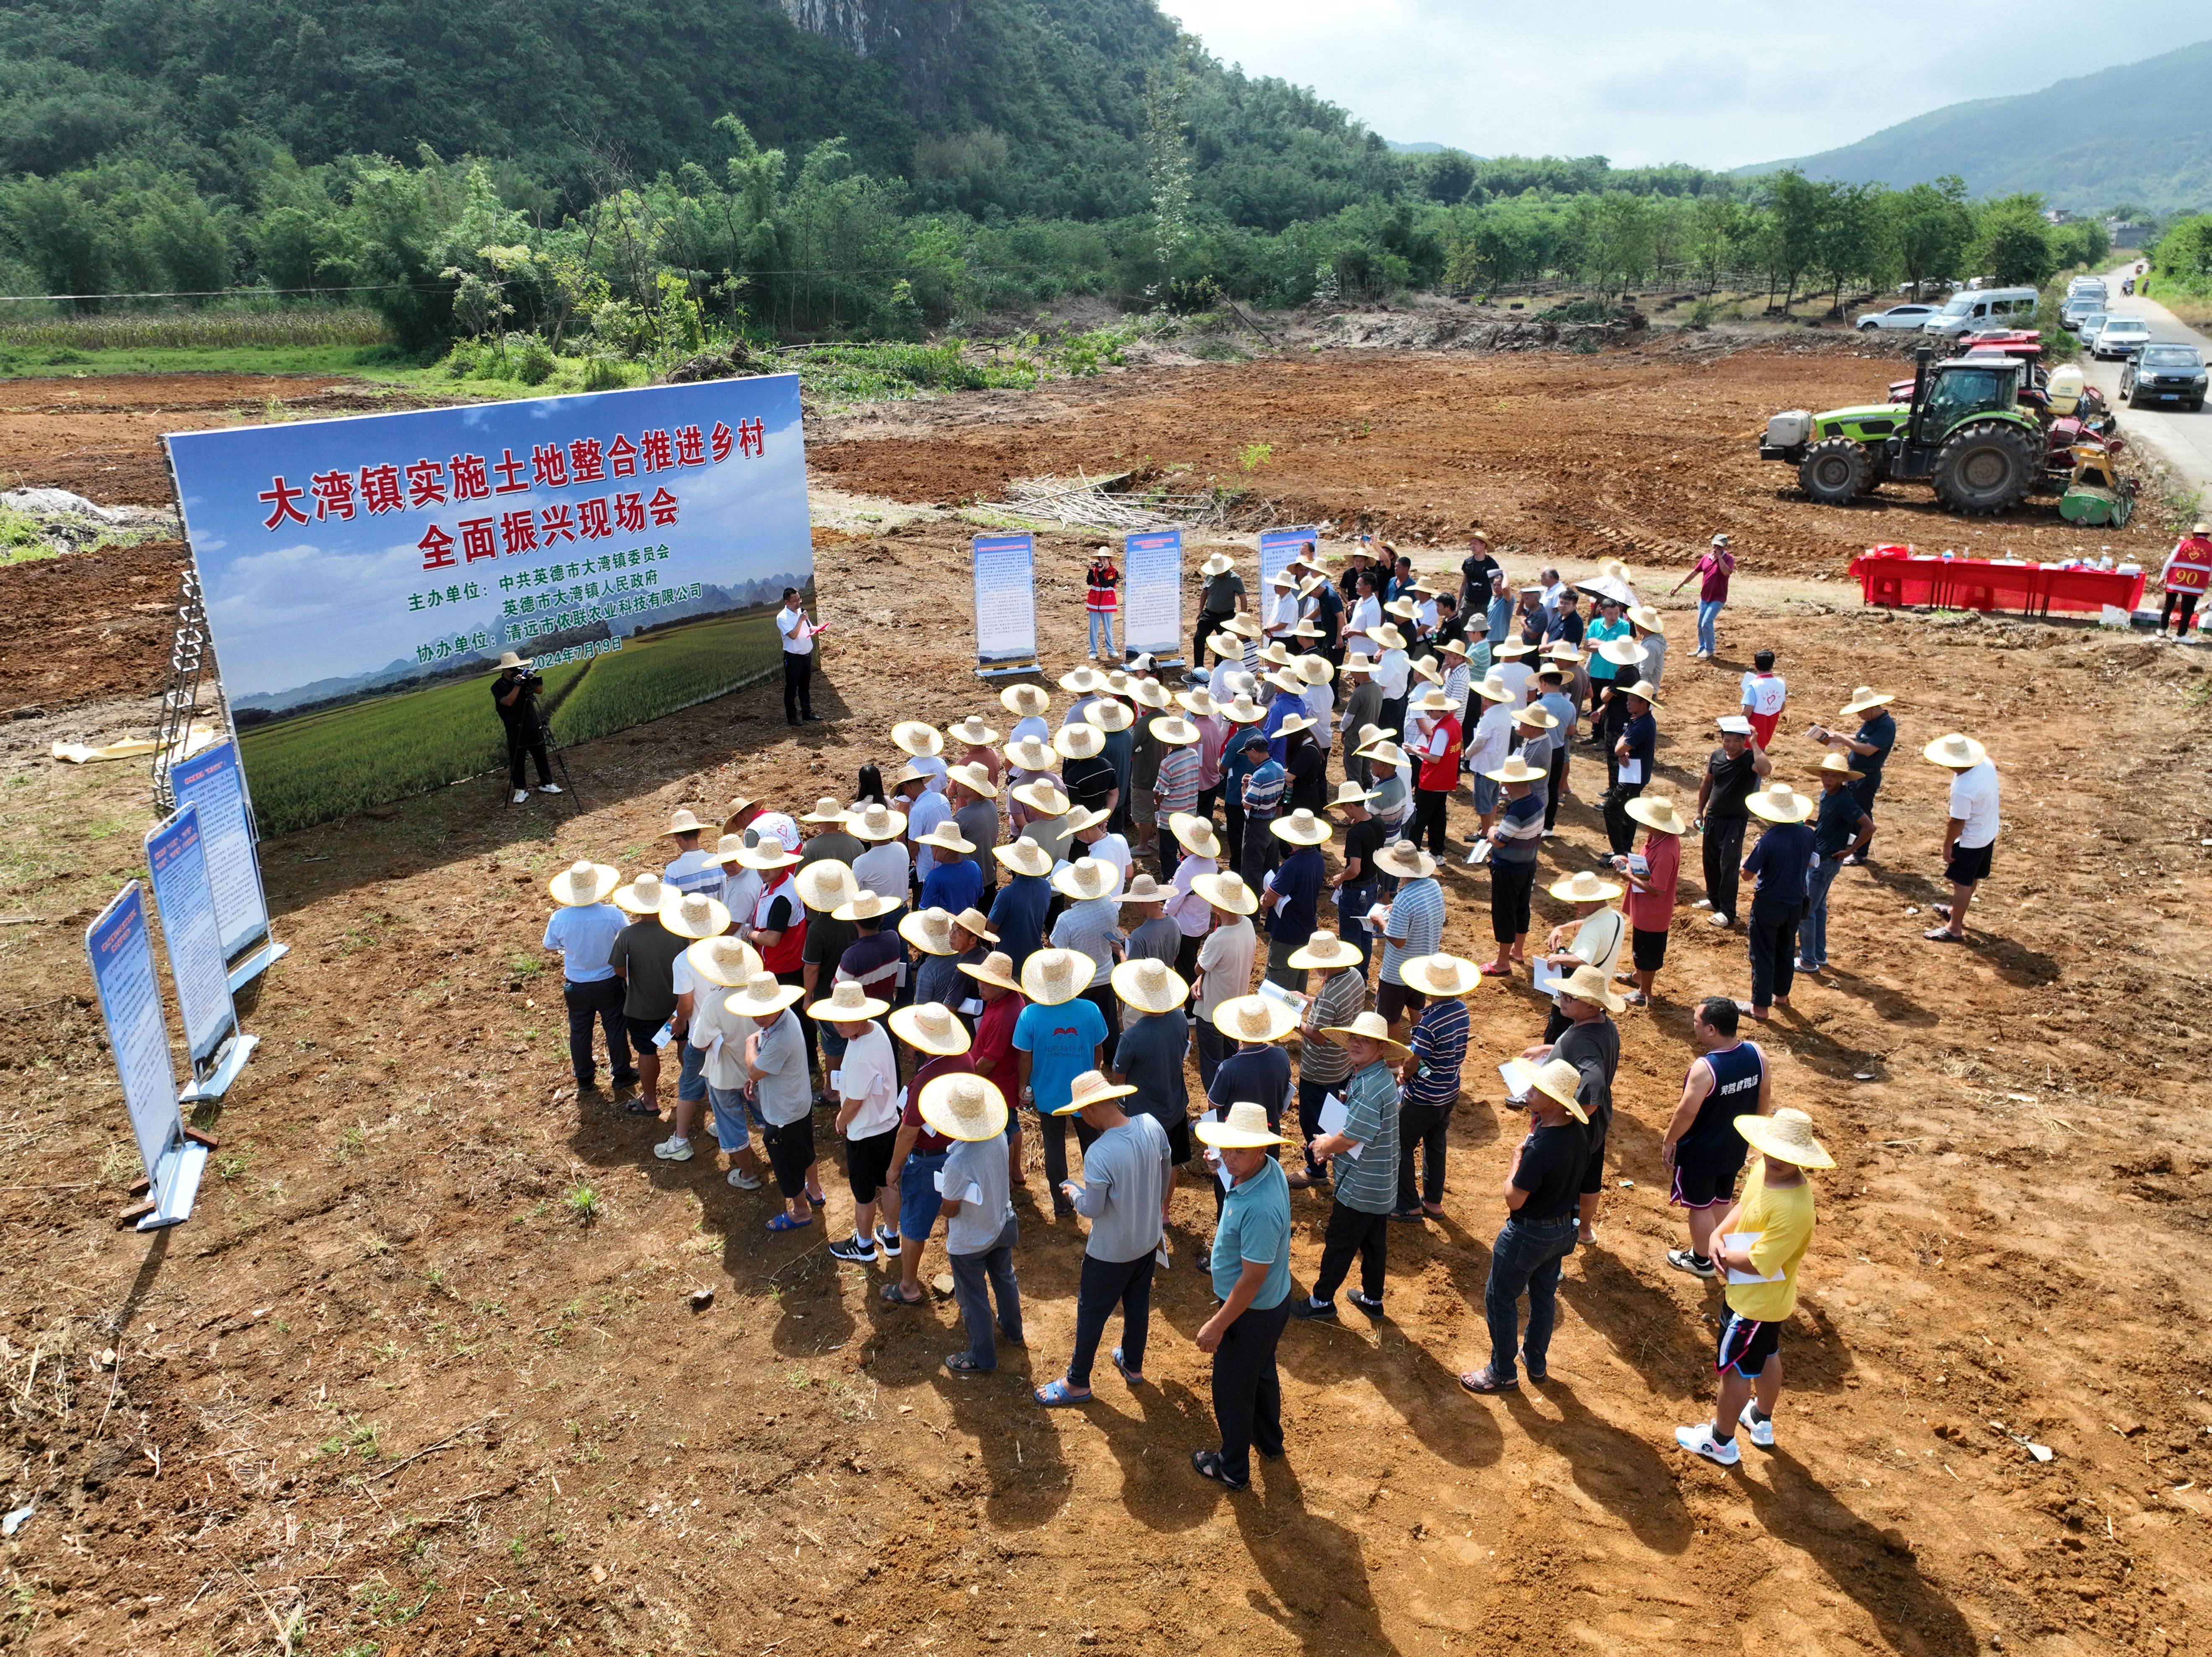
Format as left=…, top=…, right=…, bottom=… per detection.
left=1674, top=1107, right=1832, bottom=1467
left=1190, top=1102, right=1294, bottom=1491
left=1290, top=1012, right=1407, bottom=1321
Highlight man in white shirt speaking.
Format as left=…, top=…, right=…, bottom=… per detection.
left=1921, top=733, right=1999, bottom=945
left=778, top=586, right=827, bottom=726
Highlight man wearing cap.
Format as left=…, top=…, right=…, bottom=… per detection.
left=607, top=872, right=691, bottom=1121
left=1393, top=954, right=1478, bottom=1221
left=1461, top=1057, right=1588, bottom=1393
left=1373, top=842, right=1445, bottom=1032
left=1235, top=731, right=1286, bottom=880
left=1796, top=755, right=1873, bottom=975
left=1674, top=1108, right=1830, bottom=1465
left=1611, top=795, right=1686, bottom=1006
left=1292, top=1011, right=1405, bottom=1321
left=1661, top=996, right=1770, bottom=1279
left=1191, top=871, right=1260, bottom=1091
left=2159, top=521, right=2212, bottom=638
left=986, top=837, right=1055, bottom=974
left=1191, top=1102, right=1295, bottom=1490
left=1923, top=733, right=1999, bottom=946
left=1195, top=551, right=1248, bottom=669
left=810, top=980, right=902, bottom=1265
left=1603, top=682, right=1658, bottom=856
left=1809, top=687, right=1896, bottom=866
left=1693, top=718, right=1772, bottom=930
left=543, top=861, right=637, bottom=1098
left=1740, top=782, right=1817, bottom=1019
left=924, top=1074, right=1023, bottom=1375
left=1013, top=948, right=1112, bottom=1211
left=1669, top=534, right=1733, bottom=661
left=778, top=586, right=826, bottom=724
left=882, top=999, right=976, bottom=1304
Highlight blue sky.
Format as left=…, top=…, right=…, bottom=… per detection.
left=1158, top=3, right=2211, bottom=170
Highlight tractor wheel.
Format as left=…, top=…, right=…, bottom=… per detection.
left=1798, top=437, right=1870, bottom=506
left=1931, top=421, right=2037, bottom=516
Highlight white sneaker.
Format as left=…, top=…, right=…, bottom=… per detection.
left=726, top=1167, right=763, bottom=1190
left=1692, top=898, right=1711, bottom=909
left=652, top=1136, right=694, bottom=1162
left=1706, top=912, right=1733, bottom=928
left=1675, top=1423, right=1741, bottom=1466
left=1738, top=1401, right=1775, bottom=1449
left=538, top=782, right=562, bottom=795
left=511, top=789, right=529, bottom=804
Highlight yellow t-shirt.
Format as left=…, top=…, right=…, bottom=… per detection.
left=1724, top=1161, right=1815, bottom=1322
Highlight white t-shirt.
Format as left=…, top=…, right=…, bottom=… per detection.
left=1539, top=581, right=1565, bottom=615
left=1416, top=598, right=1438, bottom=632
left=1466, top=702, right=1515, bottom=774
left=687, top=987, right=757, bottom=1090
left=1077, top=834, right=1132, bottom=888
left=1496, top=661, right=1534, bottom=710
left=663, top=848, right=724, bottom=895
left=835, top=1022, right=900, bottom=1138
left=777, top=605, right=814, bottom=655
left=1194, top=917, right=1257, bottom=1018
left=1740, top=672, right=1787, bottom=719
left=1947, top=760, right=2000, bottom=849
left=1375, top=650, right=1410, bottom=700
left=1347, top=595, right=1382, bottom=649
left=720, top=865, right=763, bottom=927
left=853, top=841, right=910, bottom=903
left=906, top=754, right=949, bottom=794
left=1302, top=682, right=1335, bottom=748
left=1268, top=590, right=1302, bottom=634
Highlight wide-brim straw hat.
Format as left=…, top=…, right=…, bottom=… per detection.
left=919, top=1072, right=1009, bottom=1142
left=1052, top=857, right=1122, bottom=903
left=1340, top=653, right=1376, bottom=676
left=1627, top=606, right=1665, bottom=632
left=1505, top=1057, right=1590, bottom=1123
left=1008, top=779, right=1068, bottom=821
left=794, top=860, right=858, bottom=912
left=1625, top=794, right=1688, bottom=834
left=1373, top=841, right=1437, bottom=881
left=1003, top=736, right=1057, bottom=774
left=798, top=796, right=851, bottom=824
left=1383, top=597, right=1421, bottom=621
left=1201, top=551, right=1237, bottom=577
left=737, top=840, right=801, bottom=871
left=1746, top=782, right=1815, bottom=824
left=1544, top=642, right=1584, bottom=664
left=1399, top=951, right=1484, bottom=997
left=832, top=890, right=901, bottom=923
left=1549, top=869, right=1623, bottom=903
left=846, top=802, right=907, bottom=842
left=899, top=906, right=959, bottom=956
left=1129, top=678, right=1173, bottom=710
left=1814, top=753, right=1866, bottom=781
left=1260, top=666, right=1302, bottom=697
left=1286, top=930, right=1362, bottom=970
left=915, top=822, right=977, bottom=856
left=992, top=836, right=1053, bottom=878
left=1149, top=714, right=1202, bottom=747
left=1194, top=1099, right=1287, bottom=1149
left=1020, top=947, right=1089, bottom=1007
left=709, top=833, right=750, bottom=867
left=659, top=890, right=733, bottom=940
left=947, top=761, right=1001, bottom=798
left=894, top=761, right=934, bottom=787
left=1484, top=756, right=1548, bottom=785
left=1052, top=1069, right=1139, bottom=1117
left=497, top=650, right=532, bottom=670
left=1061, top=805, right=1112, bottom=836
left=1270, top=808, right=1332, bottom=847
left=660, top=808, right=707, bottom=838
left=1319, top=1008, right=1411, bottom=1056
left=1494, top=638, right=1536, bottom=659
left=1208, top=631, right=1248, bottom=661
left=1175, top=687, right=1220, bottom=718
left=889, top=1000, right=973, bottom=1056
left=1298, top=654, right=1336, bottom=685
left=1192, top=869, right=1259, bottom=915
left=1214, top=993, right=1300, bottom=1044
left=1256, top=642, right=1295, bottom=668
left=1274, top=712, right=1317, bottom=739
left=1001, top=683, right=1051, bottom=719
left=953, top=907, right=999, bottom=944
left=957, top=950, right=1023, bottom=994
left=1329, top=779, right=1376, bottom=810
left=1084, top=699, right=1135, bottom=734
left=808, top=979, right=890, bottom=1023
left=1054, top=724, right=1106, bottom=761
left=1619, top=684, right=1661, bottom=710
left=1557, top=963, right=1626, bottom=1012
left=1119, top=871, right=1170, bottom=905
left=1438, top=637, right=1472, bottom=659
left=1372, top=623, right=1409, bottom=652
left=1838, top=686, right=1894, bottom=717
left=948, top=715, right=1003, bottom=747
left=1410, top=687, right=1455, bottom=714
left=612, top=871, right=670, bottom=915
left=549, top=859, right=620, bottom=906
left=686, top=934, right=763, bottom=988
left=1112, top=956, right=1190, bottom=1014
left=1597, top=637, right=1649, bottom=667
left=724, top=970, right=805, bottom=1020
left=1171, top=812, right=1222, bottom=858
left=1220, top=694, right=1266, bottom=725
left=1359, top=738, right=1409, bottom=769
left=1923, top=732, right=1987, bottom=769
left=1059, top=666, right=1109, bottom=695
left=1471, top=673, right=1513, bottom=703
left=893, top=720, right=944, bottom=758
left=1222, top=614, right=1263, bottom=640
left=1736, top=1106, right=1837, bottom=1169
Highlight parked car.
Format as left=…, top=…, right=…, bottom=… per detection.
left=2119, top=343, right=2205, bottom=408
left=2060, top=293, right=2106, bottom=330
left=2067, top=276, right=2107, bottom=300
left=1857, top=303, right=1939, bottom=330
left=2092, top=317, right=2153, bottom=359
left=2077, top=312, right=2111, bottom=347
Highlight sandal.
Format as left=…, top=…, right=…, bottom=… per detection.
left=1389, top=1208, right=1426, bottom=1223
left=1189, top=1449, right=1248, bottom=1490
left=624, top=1099, right=659, bottom=1115
left=1479, top=963, right=1512, bottom=978
left=1111, top=1347, right=1146, bottom=1386
left=942, top=1352, right=992, bottom=1376
left=1922, top=927, right=1965, bottom=944
left=1459, top=1365, right=1518, bottom=1394
left=1621, top=990, right=1648, bottom=1006
left=765, top=1212, right=812, bottom=1233
left=1034, top=1378, right=1092, bottom=1407
left=880, top=1284, right=923, bottom=1305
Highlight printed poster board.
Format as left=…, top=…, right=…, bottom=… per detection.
left=85, top=885, right=211, bottom=1229
left=144, top=805, right=236, bottom=1071
left=167, top=739, right=282, bottom=981
left=1121, top=529, right=1183, bottom=663
left=972, top=533, right=1039, bottom=673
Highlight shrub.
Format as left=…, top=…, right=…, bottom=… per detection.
left=508, top=331, right=556, bottom=385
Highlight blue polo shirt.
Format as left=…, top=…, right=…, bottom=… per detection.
left=1211, top=1156, right=1292, bottom=1309
left=1011, top=995, right=1108, bottom=1115
left=1744, top=821, right=1817, bottom=905
left=1266, top=846, right=1325, bottom=943
left=987, top=872, right=1052, bottom=971
left=918, top=854, right=984, bottom=916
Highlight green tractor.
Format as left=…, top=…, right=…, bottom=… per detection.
left=1758, top=347, right=2043, bottom=516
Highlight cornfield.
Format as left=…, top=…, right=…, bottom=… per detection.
left=0, top=307, right=391, bottom=351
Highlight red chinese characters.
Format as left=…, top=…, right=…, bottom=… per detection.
left=259, top=476, right=309, bottom=530
left=710, top=421, right=734, bottom=463
left=499, top=510, right=538, bottom=555
left=359, top=463, right=403, bottom=515
left=605, top=435, right=638, bottom=478
left=737, top=418, right=765, bottom=458
left=450, top=453, right=492, bottom=502
left=568, top=438, right=606, bottom=483
left=309, top=470, right=357, bottom=521
left=613, top=492, right=646, bottom=534
left=405, top=459, right=447, bottom=508
left=460, top=517, right=498, bottom=563
left=418, top=523, right=457, bottom=570
left=638, top=428, right=674, bottom=472
left=646, top=487, right=679, bottom=527
left=577, top=498, right=612, bottom=540
left=531, top=444, right=569, bottom=488
left=491, top=448, right=530, bottom=494
left=540, top=503, right=577, bottom=543
left=674, top=424, right=705, bottom=466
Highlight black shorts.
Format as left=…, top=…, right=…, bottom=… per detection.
left=843, top=1126, right=899, bottom=1202
left=1377, top=978, right=1413, bottom=1025
left=1579, top=1126, right=1608, bottom=1196
left=1670, top=1150, right=1745, bottom=1210
left=1631, top=926, right=1668, bottom=972
left=625, top=1014, right=671, bottom=1053
left=1716, top=1309, right=1781, bottom=1378
left=1163, top=1114, right=1192, bottom=1167
left=1945, top=840, right=1994, bottom=887
left=762, top=1115, right=817, bottom=1198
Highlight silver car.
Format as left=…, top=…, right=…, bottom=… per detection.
left=2093, top=317, right=2153, bottom=360
left=2060, top=293, right=2106, bottom=331
left=2078, top=312, right=2111, bottom=346
left=1856, top=303, right=1938, bottom=331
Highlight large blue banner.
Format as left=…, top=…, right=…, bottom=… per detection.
left=1121, top=529, right=1183, bottom=662
left=145, top=805, right=236, bottom=1069
left=165, top=375, right=813, bottom=833
left=972, top=533, right=1038, bottom=668
left=84, top=885, right=184, bottom=1185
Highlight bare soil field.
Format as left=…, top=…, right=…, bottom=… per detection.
left=2, top=343, right=2209, bottom=1657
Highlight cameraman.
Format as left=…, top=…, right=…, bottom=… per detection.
left=494, top=651, right=562, bottom=804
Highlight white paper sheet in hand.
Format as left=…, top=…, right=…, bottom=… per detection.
left=1216, top=1161, right=1232, bottom=1190
left=1498, top=1061, right=1530, bottom=1102
left=1530, top=958, right=1567, bottom=996
left=1257, top=978, right=1308, bottom=1012
left=1315, top=1092, right=1348, bottom=1137
left=933, top=1169, right=946, bottom=1193
left=1618, top=758, right=1643, bottom=785
left=1723, top=1231, right=1786, bottom=1286
left=959, top=998, right=985, bottom=1016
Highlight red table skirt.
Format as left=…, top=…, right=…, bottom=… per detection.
left=1849, top=549, right=2145, bottom=615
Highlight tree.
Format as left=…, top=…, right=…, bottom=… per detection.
left=1969, top=194, right=2057, bottom=288
left=1889, top=176, right=1973, bottom=296
left=1142, top=57, right=1195, bottom=304
left=1765, top=170, right=1835, bottom=312
left=1814, top=182, right=1888, bottom=313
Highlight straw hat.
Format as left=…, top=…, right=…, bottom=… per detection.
left=1318, top=1008, right=1411, bottom=1056
left=1556, top=963, right=1626, bottom=1012
left=795, top=796, right=849, bottom=825
left=1838, top=686, right=1894, bottom=717
left=1222, top=613, right=1263, bottom=640
left=1083, top=699, right=1134, bottom=733
left=1149, top=714, right=1201, bottom=747
left=894, top=761, right=933, bottom=788
left=1259, top=667, right=1301, bottom=698
left=1438, top=637, right=1471, bottom=659
left=1003, top=736, right=1057, bottom=775
left=1359, top=738, right=1409, bottom=770
left=1548, top=869, right=1623, bottom=903
left=1736, top=1106, right=1836, bottom=1169
left=1061, top=805, right=1111, bottom=837
left=548, top=859, right=619, bottom=906
left=1286, top=930, right=1362, bottom=970
left=1220, top=693, right=1266, bottom=725
left=1059, top=665, right=1109, bottom=694
left=723, top=970, right=805, bottom=1020
left=1383, top=596, right=1420, bottom=621
left=1175, top=686, right=1219, bottom=718
left=1128, top=678, right=1173, bottom=710
left=497, top=650, right=532, bottom=670
left=1052, top=1069, right=1138, bottom=1117
left=685, top=934, right=762, bottom=988
left=737, top=838, right=801, bottom=871
left=952, top=908, right=997, bottom=943
left=1408, top=658, right=1445, bottom=688
left=1624, top=794, right=1689, bottom=834
left=1504, top=1057, right=1590, bottom=1123
left=794, top=859, right=858, bottom=912
left=846, top=801, right=908, bottom=842
left=889, top=1000, right=973, bottom=1056
left=1256, top=641, right=1295, bottom=668
left=1373, top=842, right=1437, bottom=880
left=612, top=870, right=671, bottom=915
left=1746, top=781, right=1814, bottom=824
left=1297, top=654, right=1336, bottom=685
left=1340, top=653, right=1376, bottom=676
left=1270, top=808, right=1332, bottom=847
left=1627, top=605, right=1665, bottom=633
left=1268, top=569, right=1297, bottom=590
left=831, top=890, right=901, bottom=923
left=1410, top=686, right=1455, bottom=714
left=1192, top=868, right=1259, bottom=915
left=1194, top=1100, right=1287, bottom=1149
left=1020, top=947, right=1089, bottom=1007
left=914, top=821, right=977, bottom=857
left=1398, top=952, right=1483, bottom=997
left=1329, top=779, right=1379, bottom=810
left=918, top=1072, right=1008, bottom=1142
left=892, top=720, right=944, bottom=758
left=1371, top=623, right=1408, bottom=653
left=708, top=833, right=750, bottom=867
left=1208, top=631, right=1247, bottom=661
left=1471, top=673, right=1513, bottom=704
left=1213, top=993, right=1300, bottom=1044
left=1054, top=723, right=1106, bottom=761
left=1200, top=551, right=1237, bottom=577
left=1813, top=752, right=1865, bottom=782
left=1536, top=663, right=1569, bottom=684
left=947, top=761, right=1000, bottom=798
left=1052, top=856, right=1122, bottom=903
left=899, top=906, right=960, bottom=955
left=1494, top=638, right=1536, bottom=659
left=808, top=979, right=889, bottom=1023
left=957, top=950, right=1022, bottom=994
left=659, top=808, right=707, bottom=838
left=1112, top=956, right=1190, bottom=1014
left=1620, top=683, right=1661, bottom=710
left=1274, top=712, right=1317, bottom=739
left=1119, top=871, right=1169, bottom=906
left=1001, top=683, right=1051, bottom=720
left=1922, top=732, right=1987, bottom=769
left=1513, top=704, right=1558, bottom=731
left=1483, top=755, right=1548, bottom=785
left=993, top=836, right=1053, bottom=878
left=1596, top=637, right=1648, bottom=667
left=947, top=715, right=1003, bottom=747
left=1171, top=812, right=1222, bottom=858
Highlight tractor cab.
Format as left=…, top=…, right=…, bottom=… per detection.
left=1902, top=357, right=2022, bottom=453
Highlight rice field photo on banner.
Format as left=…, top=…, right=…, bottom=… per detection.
left=164, top=375, right=812, bottom=834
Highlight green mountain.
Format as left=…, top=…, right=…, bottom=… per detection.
left=1739, top=38, right=2212, bottom=213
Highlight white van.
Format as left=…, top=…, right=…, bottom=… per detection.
left=1923, top=287, right=2039, bottom=337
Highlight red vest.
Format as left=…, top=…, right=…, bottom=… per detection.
left=752, top=877, right=806, bottom=974
left=2166, top=537, right=2212, bottom=593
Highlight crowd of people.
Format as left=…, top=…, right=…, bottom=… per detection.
left=535, top=527, right=2001, bottom=1481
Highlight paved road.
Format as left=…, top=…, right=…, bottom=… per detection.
left=2076, top=262, right=2212, bottom=500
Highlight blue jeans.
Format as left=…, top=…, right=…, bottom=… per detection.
left=676, top=1039, right=708, bottom=1103
left=1088, top=609, right=1117, bottom=656
left=1696, top=599, right=1724, bottom=656
left=1797, top=856, right=1842, bottom=968
left=1484, top=1215, right=1579, bottom=1382
left=899, top=1149, right=948, bottom=1241
left=708, top=1084, right=766, bottom=1152
left=950, top=1216, right=1023, bottom=1370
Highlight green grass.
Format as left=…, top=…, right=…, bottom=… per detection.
left=0, top=343, right=424, bottom=379
left=547, top=610, right=779, bottom=746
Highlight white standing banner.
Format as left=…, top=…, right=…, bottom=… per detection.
left=145, top=805, right=257, bottom=1098
left=1121, top=529, right=1184, bottom=664
left=972, top=532, right=1039, bottom=676
left=167, top=739, right=288, bottom=991
left=84, top=885, right=209, bottom=1230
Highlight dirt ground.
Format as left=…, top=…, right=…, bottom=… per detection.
left=3, top=343, right=2211, bottom=1657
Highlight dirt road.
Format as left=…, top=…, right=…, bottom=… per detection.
left=2080, top=263, right=2212, bottom=503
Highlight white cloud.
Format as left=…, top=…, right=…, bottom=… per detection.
left=1161, top=2, right=2211, bottom=169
